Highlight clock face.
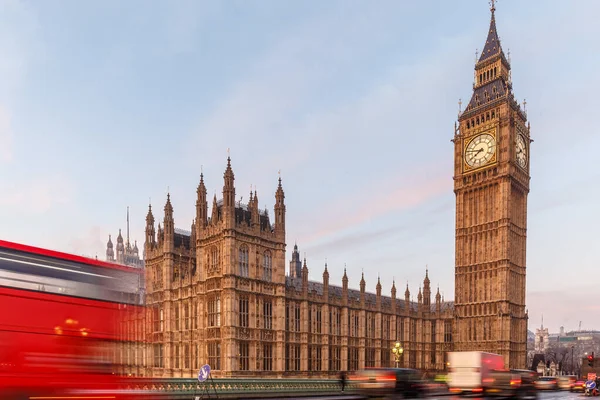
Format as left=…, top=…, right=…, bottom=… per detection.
left=465, top=133, right=496, bottom=168
left=516, top=134, right=527, bottom=168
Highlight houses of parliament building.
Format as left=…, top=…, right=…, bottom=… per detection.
left=135, top=3, right=531, bottom=378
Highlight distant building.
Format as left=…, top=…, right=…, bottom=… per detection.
left=105, top=207, right=145, bottom=305
left=535, top=318, right=550, bottom=353
left=106, top=207, right=144, bottom=269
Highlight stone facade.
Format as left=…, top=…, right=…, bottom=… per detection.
left=452, top=3, right=530, bottom=369
left=141, top=158, right=454, bottom=378
left=132, top=3, right=530, bottom=378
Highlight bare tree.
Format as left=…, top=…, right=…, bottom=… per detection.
left=545, top=342, right=570, bottom=372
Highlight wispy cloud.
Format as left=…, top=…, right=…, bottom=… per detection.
left=299, top=174, right=450, bottom=246
left=0, top=175, right=74, bottom=214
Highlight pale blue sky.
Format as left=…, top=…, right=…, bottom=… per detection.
left=0, top=0, right=599, bottom=333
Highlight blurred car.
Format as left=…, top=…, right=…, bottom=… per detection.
left=571, top=380, right=586, bottom=392
left=534, top=376, right=558, bottom=390
left=354, top=367, right=427, bottom=398
left=482, top=369, right=537, bottom=398
left=557, top=375, right=576, bottom=390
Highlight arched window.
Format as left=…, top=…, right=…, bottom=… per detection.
left=263, top=251, right=272, bottom=281
left=210, top=246, right=219, bottom=275
left=239, top=245, right=249, bottom=277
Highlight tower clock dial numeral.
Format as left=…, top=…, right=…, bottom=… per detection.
left=516, top=134, right=527, bottom=168
left=464, top=133, right=496, bottom=168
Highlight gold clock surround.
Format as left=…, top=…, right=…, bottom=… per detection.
left=463, top=127, right=498, bottom=173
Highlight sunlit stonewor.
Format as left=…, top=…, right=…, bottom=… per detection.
left=453, top=3, right=530, bottom=369
left=128, top=4, right=530, bottom=378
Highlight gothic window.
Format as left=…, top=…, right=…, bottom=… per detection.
left=444, top=320, right=452, bottom=343
left=239, top=245, right=249, bottom=277
left=263, top=300, right=272, bottom=330
left=349, top=347, right=359, bottom=371
left=208, top=342, right=221, bottom=370
left=193, top=301, right=198, bottom=329
left=366, top=348, right=375, bottom=368
left=352, top=312, right=359, bottom=337
left=329, top=346, right=341, bottom=371
left=153, top=344, right=164, bottom=368
left=210, top=246, right=220, bottom=275
left=239, top=297, right=249, bottom=327
left=184, top=303, right=190, bottom=330
left=174, top=304, right=180, bottom=331
left=263, top=343, right=273, bottom=371
left=316, top=307, right=322, bottom=334
left=294, top=303, right=301, bottom=331
left=239, top=341, right=249, bottom=371
left=208, top=296, right=221, bottom=327
left=285, top=304, right=289, bottom=331
left=263, top=251, right=272, bottom=281
left=184, top=344, right=190, bottom=369
left=159, top=308, right=164, bottom=332
left=152, top=307, right=160, bottom=332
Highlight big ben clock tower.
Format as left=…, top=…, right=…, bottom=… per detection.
left=453, top=1, right=530, bottom=369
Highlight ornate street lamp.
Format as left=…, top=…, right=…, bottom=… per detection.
left=391, top=341, right=404, bottom=368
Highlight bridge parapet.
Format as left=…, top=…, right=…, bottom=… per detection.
left=120, top=378, right=355, bottom=398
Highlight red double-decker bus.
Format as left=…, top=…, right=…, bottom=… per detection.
left=0, top=239, right=145, bottom=399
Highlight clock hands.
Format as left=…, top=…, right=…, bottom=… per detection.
left=466, top=148, right=484, bottom=154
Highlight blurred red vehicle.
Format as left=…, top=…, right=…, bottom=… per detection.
left=0, top=239, right=145, bottom=400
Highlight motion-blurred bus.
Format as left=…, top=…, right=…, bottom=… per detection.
left=0, top=239, right=145, bottom=399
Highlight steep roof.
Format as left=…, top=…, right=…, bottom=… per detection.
left=478, top=7, right=504, bottom=63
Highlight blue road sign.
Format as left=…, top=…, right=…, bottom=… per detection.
left=198, top=364, right=211, bottom=382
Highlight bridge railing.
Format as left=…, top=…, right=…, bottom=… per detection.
left=118, top=377, right=357, bottom=398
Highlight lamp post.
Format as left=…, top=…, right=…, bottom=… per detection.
left=571, top=346, right=574, bottom=375
left=391, top=341, right=404, bottom=368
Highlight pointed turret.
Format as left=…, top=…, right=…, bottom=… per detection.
left=323, top=262, right=329, bottom=300
left=302, top=258, right=308, bottom=296
left=274, top=173, right=285, bottom=237
left=423, top=268, right=431, bottom=307
left=418, top=286, right=423, bottom=304
left=359, top=272, right=366, bottom=305
left=211, top=194, right=219, bottom=223
left=376, top=275, right=382, bottom=309
left=435, top=286, right=442, bottom=313
left=106, top=235, right=115, bottom=262
left=477, top=2, right=504, bottom=63
left=289, top=243, right=302, bottom=278
left=360, top=272, right=366, bottom=293
left=251, top=190, right=260, bottom=228
left=404, top=283, right=410, bottom=311
left=342, top=268, right=348, bottom=303
left=391, top=280, right=397, bottom=311
left=116, top=229, right=125, bottom=264
left=190, top=219, right=196, bottom=255
left=462, top=1, right=515, bottom=117
left=145, top=203, right=156, bottom=251
left=196, top=173, right=208, bottom=228
left=163, top=193, right=174, bottom=252
left=222, top=156, right=235, bottom=228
